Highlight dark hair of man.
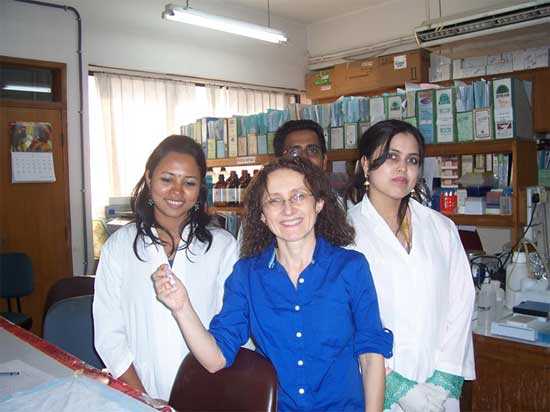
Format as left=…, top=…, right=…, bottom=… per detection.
left=345, top=119, right=429, bottom=228
left=273, top=120, right=327, bottom=157
left=240, top=157, right=355, bottom=258
left=130, top=135, right=212, bottom=261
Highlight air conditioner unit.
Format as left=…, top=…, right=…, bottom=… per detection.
left=414, top=0, right=550, bottom=48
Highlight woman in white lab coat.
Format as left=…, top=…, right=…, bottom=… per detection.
left=93, top=135, right=237, bottom=401
left=347, top=120, right=475, bottom=412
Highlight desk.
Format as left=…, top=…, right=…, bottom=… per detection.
left=461, top=316, right=550, bottom=411
left=0, top=317, right=168, bottom=411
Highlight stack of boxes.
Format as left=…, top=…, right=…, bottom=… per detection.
left=429, top=46, right=550, bottom=82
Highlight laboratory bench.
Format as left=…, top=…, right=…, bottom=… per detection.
left=461, top=318, right=550, bottom=411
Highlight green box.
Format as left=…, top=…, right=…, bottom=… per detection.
left=457, top=111, right=474, bottom=142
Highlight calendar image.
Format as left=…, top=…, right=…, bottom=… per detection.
left=10, top=121, right=56, bottom=183
left=10, top=122, right=53, bottom=152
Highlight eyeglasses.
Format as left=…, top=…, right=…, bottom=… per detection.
left=263, top=191, right=313, bottom=211
left=283, top=144, right=323, bottom=159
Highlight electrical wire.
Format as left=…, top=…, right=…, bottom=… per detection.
left=499, top=202, right=539, bottom=272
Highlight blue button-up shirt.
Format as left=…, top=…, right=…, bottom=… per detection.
left=210, top=236, right=393, bottom=411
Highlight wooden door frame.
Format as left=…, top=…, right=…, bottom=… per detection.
left=1, top=55, right=72, bottom=271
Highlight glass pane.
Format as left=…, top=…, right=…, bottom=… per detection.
left=0, top=65, right=54, bottom=101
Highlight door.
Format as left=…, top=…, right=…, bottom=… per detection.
left=0, top=105, right=72, bottom=335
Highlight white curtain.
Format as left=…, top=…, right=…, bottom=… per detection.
left=89, top=72, right=291, bottom=219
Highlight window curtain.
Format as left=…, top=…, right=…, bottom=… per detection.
left=89, top=72, right=291, bottom=219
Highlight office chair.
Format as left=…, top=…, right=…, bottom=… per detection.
left=0, top=252, right=34, bottom=330
left=169, top=347, right=277, bottom=412
left=458, top=229, right=484, bottom=253
left=43, top=275, right=95, bottom=324
left=43, top=295, right=105, bottom=369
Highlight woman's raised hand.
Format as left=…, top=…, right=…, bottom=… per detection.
left=152, top=264, right=189, bottom=313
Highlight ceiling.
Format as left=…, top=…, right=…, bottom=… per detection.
left=221, top=0, right=391, bottom=24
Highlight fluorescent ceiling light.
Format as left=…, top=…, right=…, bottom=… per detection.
left=2, top=84, right=52, bottom=93
left=162, top=4, right=288, bottom=44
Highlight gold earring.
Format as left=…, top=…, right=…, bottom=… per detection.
left=364, top=174, right=370, bottom=188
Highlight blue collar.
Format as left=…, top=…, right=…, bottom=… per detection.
left=255, top=236, right=332, bottom=271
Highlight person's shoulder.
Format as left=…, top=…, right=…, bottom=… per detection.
left=412, top=199, right=456, bottom=231
left=346, top=200, right=362, bottom=219
left=102, top=222, right=137, bottom=249
left=322, top=238, right=366, bottom=265
left=209, top=226, right=237, bottom=246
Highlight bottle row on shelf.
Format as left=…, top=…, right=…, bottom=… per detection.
left=206, top=166, right=259, bottom=207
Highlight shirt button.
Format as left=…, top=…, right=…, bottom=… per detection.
left=294, top=305, right=300, bottom=311
left=297, top=360, right=304, bottom=366
left=298, top=388, right=305, bottom=395
left=296, top=331, right=302, bottom=338
left=298, top=278, right=304, bottom=284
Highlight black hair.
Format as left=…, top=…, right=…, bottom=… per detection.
left=130, top=135, right=212, bottom=261
left=273, top=120, right=327, bottom=157
left=345, top=119, right=430, bottom=226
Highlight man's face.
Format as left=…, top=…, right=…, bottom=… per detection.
left=282, top=130, right=327, bottom=170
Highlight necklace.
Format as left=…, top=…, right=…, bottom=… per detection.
left=398, top=213, right=412, bottom=253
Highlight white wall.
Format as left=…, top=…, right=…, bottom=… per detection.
left=307, top=0, right=522, bottom=58
left=1, top=0, right=308, bottom=275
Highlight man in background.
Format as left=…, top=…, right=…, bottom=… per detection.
left=273, top=119, right=328, bottom=170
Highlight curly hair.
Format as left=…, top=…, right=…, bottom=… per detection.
left=344, top=119, right=430, bottom=227
left=131, top=135, right=213, bottom=261
left=240, top=157, right=355, bottom=258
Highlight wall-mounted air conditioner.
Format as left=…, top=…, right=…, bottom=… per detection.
left=415, top=0, right=550, bottom=48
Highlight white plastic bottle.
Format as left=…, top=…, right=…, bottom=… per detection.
left=505, top=251, right=528, bottom=308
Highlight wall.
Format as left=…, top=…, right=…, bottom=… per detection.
left=307, top=0, right=525, bottom=58
left=0, top=0, right=308, bottom=275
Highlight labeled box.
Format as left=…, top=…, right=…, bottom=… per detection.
left=492, top=78, right=533, bottom=139
left=417, top=90, right=436, bottom=144
left=435, top=88, right=456, bottom=143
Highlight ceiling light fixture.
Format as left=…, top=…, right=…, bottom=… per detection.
left=162, top=2, right=288, bottom=44
left=2, top=84, right=52, bottom=93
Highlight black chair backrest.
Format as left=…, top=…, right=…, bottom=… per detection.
left=0, top=252, right=34, bottom=299
left=43, top=295, right=104, bottom=369
left=43, top=276, right=95, bottom=319
left=169, top=348, right=277, bottom=412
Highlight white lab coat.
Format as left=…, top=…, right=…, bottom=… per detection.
left=93, top=223, right=237, bottom=400
left=348, top=196, right=476, bottom=386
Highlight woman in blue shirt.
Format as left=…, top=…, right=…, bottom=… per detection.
left=153, top=157, right=393, bottom=411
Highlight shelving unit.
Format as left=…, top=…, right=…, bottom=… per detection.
left=207, top=139, right=538, bottom=242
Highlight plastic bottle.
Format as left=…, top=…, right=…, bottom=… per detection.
left=505, top=251, right=528, bottom=308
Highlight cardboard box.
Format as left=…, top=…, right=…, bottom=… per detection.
left=330, top=126, right=344, bottom=150
left=492, top=78, right=533, bottom=139
left=435, top=88, right=456, bottom=143
left=338, top=50, right=429, bottom=94
left=247, top=132, right=258, bottom=155
left=344, top=123, right=358, bottom=148
left=417, top=90, right=436, bottom=144
left=457, top=111, right=474, bottom=142
left=227, top=117, right=239, bottom=158
left=369, top=96, right=387, bottom=124
left=387, top=94, right=403, bottom=120
left=306, top=68, right=341, bottom=100
left=473, top=108, right=493, bottom=140
left=524, top=47, right=550, bottom=69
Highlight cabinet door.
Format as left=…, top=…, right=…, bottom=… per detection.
left=0, top=105, right=72, bottom=335
left=471, top=335, right=550, bottom=411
